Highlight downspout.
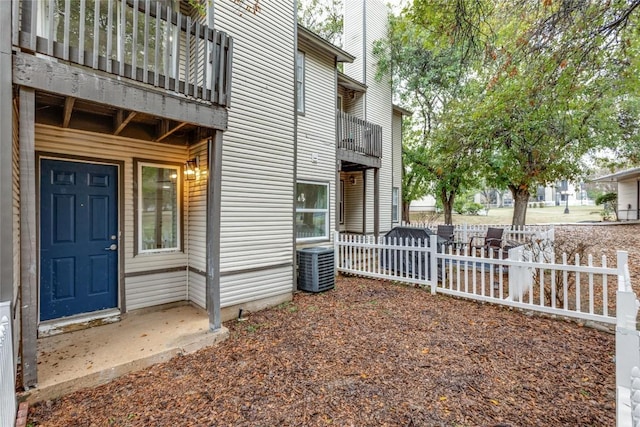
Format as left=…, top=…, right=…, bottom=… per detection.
left=292, top=4, right=299, bottom=290
left=362, top=0, right=367, bottom=120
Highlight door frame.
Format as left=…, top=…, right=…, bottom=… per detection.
left=36, top=152, right=126, bottom=324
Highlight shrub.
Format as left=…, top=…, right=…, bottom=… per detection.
left=465, top=202, right=484, bottom=215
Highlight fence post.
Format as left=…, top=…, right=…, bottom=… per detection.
left=430, top=234, right=438, bottom=295
left=615, top=251, right=639, bottom=427
left=0, top=301, right=16, bottom=427
left=507, top=246, right=528, bottom=302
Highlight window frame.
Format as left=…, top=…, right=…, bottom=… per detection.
left=296, top=180, right=330, bottom=242
left=296, top=50, right=305, bottom=114
left=134, top=159, right=183, bottom=255
left=392, top=187, right=400, bottom=223
left=339, top=179, right=345, bottom=224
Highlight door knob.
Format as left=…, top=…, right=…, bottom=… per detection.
left=104, top=244, right=117, bottom=251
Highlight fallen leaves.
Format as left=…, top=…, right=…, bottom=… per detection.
left=27, top=224, right=638, bottom=427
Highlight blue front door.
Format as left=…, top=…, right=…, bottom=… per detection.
left=40, top=159, right=119, bottom=321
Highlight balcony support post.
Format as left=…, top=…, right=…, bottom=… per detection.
left=374, top=168, right=379, bottom=239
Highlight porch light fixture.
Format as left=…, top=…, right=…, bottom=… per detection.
left=184, top=156, right=200, bottom=181
left=349, top=176, right=356, bottom=185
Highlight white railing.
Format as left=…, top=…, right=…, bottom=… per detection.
left=400, top=222, right=554, bottom=246
left=0, top=302, right=16, bottom=427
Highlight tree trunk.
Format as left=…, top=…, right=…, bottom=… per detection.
left=510, top=185, right=530, bottom=226
left=402, top=201, right=411, bottom=223
left=441, top=188, right=455, bottom=225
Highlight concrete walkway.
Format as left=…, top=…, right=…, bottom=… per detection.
left=22, top=304, right=228, bottom=403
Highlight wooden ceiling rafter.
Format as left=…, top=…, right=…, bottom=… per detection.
left=114, top=110, right=137, bottom=136
left=156, top=120, right=188, bottom=142
left=62, top=96, right=75, bottom=128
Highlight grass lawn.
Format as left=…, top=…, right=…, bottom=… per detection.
left=412, top=204, right=605, bottom=225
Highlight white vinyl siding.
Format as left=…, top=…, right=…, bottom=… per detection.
left=186, top=139, right=208, bottom=308
left=296, top=38, right=337, bottom=244
left=212, top=0, right=295, bottom=307
left=617, top=179, right=639, bottom=220
left=34, top=124, right=189, bottom=311
left=343, top=172, right=364, bottom=232
left=344, top=0, right=393, bottom=234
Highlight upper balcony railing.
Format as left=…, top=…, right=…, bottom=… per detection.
left=336, top=110, right=382, bottom=159
left=13, top=0, right=232, bottom=107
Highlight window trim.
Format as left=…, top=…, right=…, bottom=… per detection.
left=392, top=187, right=400, bottom=223
left=296, top=50, right=305, bottom=114
left=134, top=159, right=183, bottom=255
left=296, top=180, right=330, bottom=242
left=339, top=179, right=345, bottom=224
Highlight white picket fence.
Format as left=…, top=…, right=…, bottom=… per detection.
left=336, top=230, right=619, bottom=324
left=616, top=267, right=640, bottom=427
left=335, top=229, right=639, bottom=426
left=0, top=301, right=16, bottom=427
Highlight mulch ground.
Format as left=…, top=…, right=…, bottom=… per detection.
left=28, top=224, right=640, bottom=427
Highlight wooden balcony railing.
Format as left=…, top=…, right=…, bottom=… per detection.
left=336, top=110, right=382, bottom=159
left=13, top=0, right=232, bottom=107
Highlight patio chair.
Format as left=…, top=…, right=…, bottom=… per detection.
left=469, top=227, right=505, bottom=258
left=436, top=225, right=455, bottom=248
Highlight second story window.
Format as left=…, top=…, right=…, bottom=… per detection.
left=296, top=51, right=305, bottom=114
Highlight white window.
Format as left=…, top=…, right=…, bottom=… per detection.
left=339, top=180, right=345, bottom=224
left=137, top=161, right=181, bottom=253
left=337, top=94, right=343, bottom=112
left=296, top=51, right=305, bottom=114
left=392, top=187, right=400, bottom=223
left=296, top=181, right=329, bottom=240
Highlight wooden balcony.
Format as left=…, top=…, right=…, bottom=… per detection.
left=336, top=110, right=382, bottom=169
left=13, top=0, right=232, bottom=107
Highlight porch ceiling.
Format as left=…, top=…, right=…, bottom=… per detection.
left=35, top=91, right=211, bottom=145
left=340, top=160, right=379, bottom=172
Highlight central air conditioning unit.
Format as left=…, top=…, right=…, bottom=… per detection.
left=297, top=247, right=335, bottom=293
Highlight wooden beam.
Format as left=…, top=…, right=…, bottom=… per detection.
left=19, top=87, right=38, bottom=388
left=13, top=52, right=229, bottom=130
left=155, top=121, right=187, bottom=142
left=113, top=110, right=136, bottom=135
left=62, top=96, right=75, bottom=128
left=206, top=132, right=223, bottom=331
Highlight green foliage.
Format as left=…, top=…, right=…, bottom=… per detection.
left=595, top=192, right=617, bottom=206
left=384, top=0, right=640, bottom=225
left=465, top=202, right=484, bottom=215
left=297, top=0, right=343, bottom=46
left=595, top=192, right=618, bottom=221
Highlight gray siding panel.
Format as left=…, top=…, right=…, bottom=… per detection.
left=212, top=0, right=296, bottom=307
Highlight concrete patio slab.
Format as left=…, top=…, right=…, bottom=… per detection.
left=21, top=304, right=228, bottom=403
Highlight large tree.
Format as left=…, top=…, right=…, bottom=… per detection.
left=391, top=0, right=640, bottom=225
left=375, top=12, right=480, bottom=224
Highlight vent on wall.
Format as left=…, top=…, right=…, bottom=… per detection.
left=297, top=247, right=335, bottom=293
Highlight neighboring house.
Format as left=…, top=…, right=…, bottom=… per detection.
left=595, top=167, right=640, bottom=221
left=0, top=0, right=400, bottom=392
